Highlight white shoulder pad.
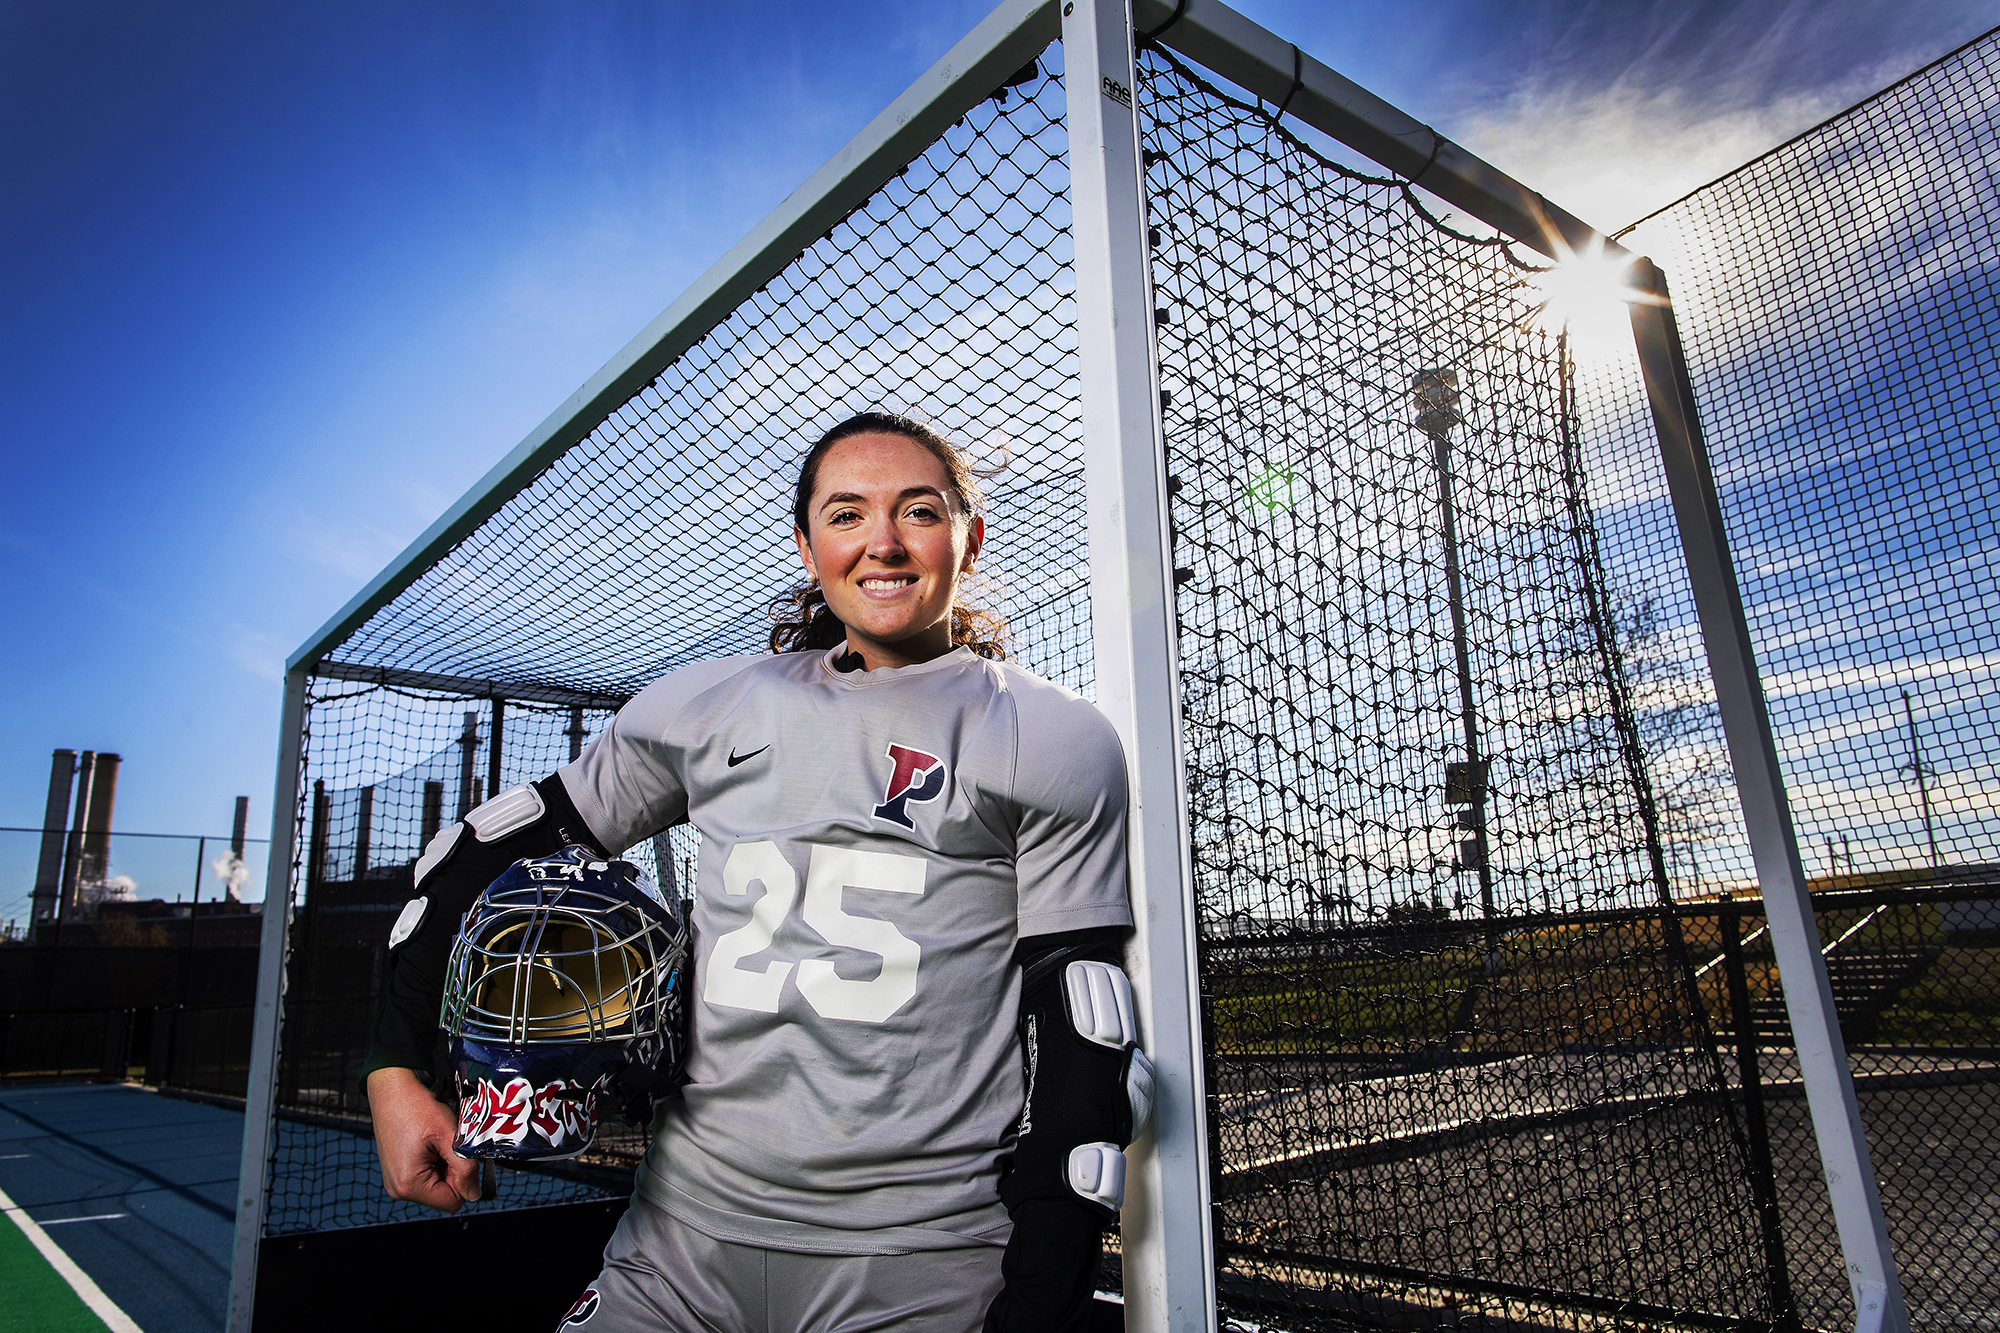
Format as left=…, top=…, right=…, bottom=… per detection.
left=412, top=822, right=462, bottom=891
left=388, top=896, right=428, bottom=950
left=1067, top=1142, right=1126, bottom=1211
left=1064, top=959, right=1138, bottom=1050
left=466, top=783, right=545, bottom=842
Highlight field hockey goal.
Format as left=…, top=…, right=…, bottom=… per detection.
left=229, top=2, right=1913, bottom=1330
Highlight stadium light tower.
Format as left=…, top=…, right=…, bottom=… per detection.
left=1902, top=689, right=1940, bottom=874
left=1411, top=368, right=1497, bottom=971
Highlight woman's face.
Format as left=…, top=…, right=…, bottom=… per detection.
left=795, top=431, right=983, bottom=670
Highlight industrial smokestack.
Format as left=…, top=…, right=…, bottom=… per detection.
left=60, top=751, right=96, bottom=918
left=421, top=780, right=444, bottom=849
left=355, top=786, right=374, bottom=880
left=214, top=793, right=253, bottom=904
left=79, top=753, right=120, bottom=888
left=31, top=750, right=76, bottom=923
left=457, top=711, right=480, bottom=820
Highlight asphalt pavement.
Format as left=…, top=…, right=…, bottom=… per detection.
left=0, top=1083, right=241, bottom=1333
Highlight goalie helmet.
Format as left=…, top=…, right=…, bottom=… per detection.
left=441, top=846, right=688, bottom=1162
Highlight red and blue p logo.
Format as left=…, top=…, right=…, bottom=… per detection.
left=873, top=744, right=947, bottom=829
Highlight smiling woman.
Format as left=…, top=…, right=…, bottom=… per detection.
left=366, top=406, right=1151, bottom=1330
left=770, top=413, right=1007, bottom=666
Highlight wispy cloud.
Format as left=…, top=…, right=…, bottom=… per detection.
left=1434, top=0, right=1993, bottom=229
left=282, top=509, right=410, bottom=582
left=225, top=623, right=290, bottom=682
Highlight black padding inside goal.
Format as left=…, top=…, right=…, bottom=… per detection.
left=253, top=1198, right=626, bottom=1331
left=254, top=1197, right=1128, bottom=1329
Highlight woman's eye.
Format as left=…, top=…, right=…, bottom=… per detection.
left=827, top=509, right=861, bottom=526
left=905, top=505, right=941, bottom=523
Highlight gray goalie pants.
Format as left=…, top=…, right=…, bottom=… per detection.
left=557, top=1196, right=1005, bottom=1332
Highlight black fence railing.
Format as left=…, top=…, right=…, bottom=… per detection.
left=1704, top=883, right=2000, bottom=1333
left=1200, top=881, right=1999, bottom=1332
left=0, top=1002, right=254, bottom=1097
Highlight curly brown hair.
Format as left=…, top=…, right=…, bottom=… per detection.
left=768, top=413, right=1007, bottom=659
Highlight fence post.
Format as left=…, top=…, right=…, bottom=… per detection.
left=1721, top=898, right=1801, bottom=1331
left=1066, top=0, right=1217, bottom=1327
left=227, top=666, right=309, bottom=1333
left=1628, top=258, right=1905, bottom=1333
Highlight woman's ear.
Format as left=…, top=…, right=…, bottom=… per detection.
left=795, top=527, right=818, bottom=581
left=961, top=514, right=985, bottom=573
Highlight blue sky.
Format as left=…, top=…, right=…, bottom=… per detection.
left=2, top=0, right=1993, bottom=850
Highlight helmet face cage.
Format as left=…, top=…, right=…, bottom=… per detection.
left=441, top=847, right=688, bottom=1161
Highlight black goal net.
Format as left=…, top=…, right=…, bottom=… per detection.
left=1138, top=44, right=1776, bottom=1332
left=263, top=50, right=1086, bottom=1242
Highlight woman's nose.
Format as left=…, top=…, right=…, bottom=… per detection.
left=864, top=518, right=904, bottom=559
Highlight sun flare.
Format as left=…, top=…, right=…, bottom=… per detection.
left=1525, top=243, right=1644, bottom=357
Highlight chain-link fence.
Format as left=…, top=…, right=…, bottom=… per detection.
left=0, top=1005, right=256, bottom=1094
left=0, top=826, right=272, bottom=939
left=1608, top=28, right=2000, bottom=1332
left=1690, top=887, right=2000, bottom=1332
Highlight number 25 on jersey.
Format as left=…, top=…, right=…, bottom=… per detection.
left=702, top=841, right=925, bottom=1023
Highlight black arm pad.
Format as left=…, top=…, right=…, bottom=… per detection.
left=998, top=926, right=1131, bottom=1220
left=361, top=775, right=606, bottom=1084
left=983, top=927, right=1128, bottom=1333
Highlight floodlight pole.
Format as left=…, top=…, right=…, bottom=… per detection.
left=227, top=665, right=310, bottom=1333
left=1628, top=259, right=1907, bottom=1333
left=1065, top=0, right=1218, bottom=1328
left=1413, top=371, right=1497, bottom=966
left=1901, top=690, right=1939, bottom=875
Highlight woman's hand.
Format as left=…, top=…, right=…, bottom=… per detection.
left=367, top=1066, right=479, bottom=1212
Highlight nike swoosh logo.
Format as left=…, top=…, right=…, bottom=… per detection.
left=727, top=745, right=770, bottom=767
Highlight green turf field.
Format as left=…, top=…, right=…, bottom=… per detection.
left=0, top=1208, right=117, bottom=1332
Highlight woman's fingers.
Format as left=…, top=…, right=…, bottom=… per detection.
left=442, top=1135, right=480, bottom=1203
left=368, top=1066, right=474, bottom=1213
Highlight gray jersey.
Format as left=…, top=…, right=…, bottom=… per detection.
left=557, top=645, right=1131, bottom=1254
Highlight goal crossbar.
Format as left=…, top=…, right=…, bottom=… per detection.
left=1131, top=0, right=1616, bottom=261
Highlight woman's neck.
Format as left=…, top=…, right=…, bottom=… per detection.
left=841, top=624, right=954, bottom=672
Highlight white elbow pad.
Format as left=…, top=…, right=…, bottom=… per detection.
left=412, top=823, right=463, bottom=892
left=388, top=895, right=428, bottom=951
left=1064, top=959, right=1137, bottom=1049
left=414, top=784, right=548, bottom=893
left=1067, top=1142, right=1127, bottom=1211
left=1125, top=1046, right=1157, bottom=1143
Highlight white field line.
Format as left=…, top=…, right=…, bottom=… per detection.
left=43, top=1213, right=130, bottom=1225
left=0, top=1183, right=143, bottom=1332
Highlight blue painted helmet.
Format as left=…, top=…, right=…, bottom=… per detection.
left=441, top=846, right=688, bottom=1162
